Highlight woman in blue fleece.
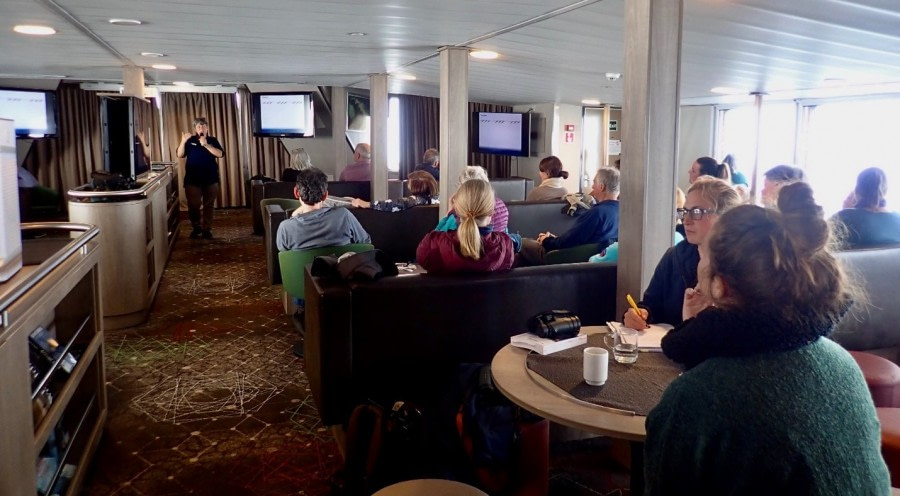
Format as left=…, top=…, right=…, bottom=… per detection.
left=644, top=182, right=890, bottom=494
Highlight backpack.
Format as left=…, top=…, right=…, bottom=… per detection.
left=332, top=400, right=427, bottom=495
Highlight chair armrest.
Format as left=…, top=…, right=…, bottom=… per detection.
left=263, top=204, right=288, bottom=285
left=252, top=181, right=266, bottom=234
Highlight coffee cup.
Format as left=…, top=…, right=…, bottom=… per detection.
left=604, top=327, right=639, bottom=364
left=583, top=347, right=609, bottom=386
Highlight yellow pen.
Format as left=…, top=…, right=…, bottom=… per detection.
left=626, top=293, right=641, bottom=315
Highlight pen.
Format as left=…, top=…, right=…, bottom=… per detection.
left=626, top=293, right=641, bottom=315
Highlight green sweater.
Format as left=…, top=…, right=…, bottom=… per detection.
left=645, top=310, right=890, bottom=495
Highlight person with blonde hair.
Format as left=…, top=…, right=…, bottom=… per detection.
left=435, top=165, right=509, bottom=232
left=644, top=182, right=889, bottom=494
left=416, top=179, right=515, bottom=273
left=625, top=177, right=742, bottom=328
left=281, top=148, right=313, bottom=182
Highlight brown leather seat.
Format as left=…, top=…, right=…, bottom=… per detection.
left=849, top=351, right=900, bottom=407
left=877, top=408, right=900, bottom=486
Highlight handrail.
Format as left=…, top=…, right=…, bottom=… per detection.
left=0, top=223, right=98, bottom=315
left=67, top=166, right=171, bottom=199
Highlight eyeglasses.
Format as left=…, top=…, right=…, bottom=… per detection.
left=676, top=207, right=718, bottom=221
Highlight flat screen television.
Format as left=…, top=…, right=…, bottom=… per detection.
left=0, top=88, right=59, bottom=138
left=473, top=111, right=530, bottom=157
left=251, top=92, right=315, bottom=137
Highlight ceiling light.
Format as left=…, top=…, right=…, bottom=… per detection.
left=581, top=99, right=601, bottom=106
left=140, top=52, right=165, bottom=57
left=172, top=81, right=192, bottom=86
left=469, top=50, right=499, bottom=60
left=393, top=73, right=416, bottom=81
left=13, top=25, right=56, bottom=36
left=604, top=72, right=621, bottom=81
left=347, top=32, right=367, bottom=36
left=109, top=18, right=142, bottom=25
left=151, top=64, right=177, bottom=70
left=710, top=86, right=743, bottom=95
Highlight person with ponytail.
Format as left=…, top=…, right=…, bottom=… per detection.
left=687, top=156, right=731, bottom=184
left=832, top=167, right=900, bottom=248
left=644, top=182, right=889, bottom=495
left=526, top=155, right=569, bottom=201
left=416, top=179, right=515, bottom=274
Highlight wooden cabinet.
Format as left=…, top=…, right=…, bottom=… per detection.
left=0, top=223, right=105, bottom=496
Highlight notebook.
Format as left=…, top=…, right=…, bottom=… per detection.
left=510, top=332, right=588, bottom=355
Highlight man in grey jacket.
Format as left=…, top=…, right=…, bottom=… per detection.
left=276, top=168, right=371, bottom=252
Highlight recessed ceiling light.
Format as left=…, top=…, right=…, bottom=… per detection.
left=151, top=64, right=177, bottom=70
left=604, top=72, right=621, bottom=81
left=172, top=81, right=192, bottom=86
left=710, top=86, right=743, bottom=95
left=581, top=99, right=601, bottom=106
left=140, top=52, right=165, bottom=57
left=13, top=25, right=56, bottom=36
left=469, top=50, right=499, bottom=60
left=347, top=32, right=367, bottom=36
left=393, top=73, right=417, bottom=81
left=109, top=18, right=142, bottom=25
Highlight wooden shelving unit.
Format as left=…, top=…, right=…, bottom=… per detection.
left=0, top=223, right=105, bottom=496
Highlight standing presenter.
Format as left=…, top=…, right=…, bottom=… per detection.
left=177, top=117, right=224, bottom=239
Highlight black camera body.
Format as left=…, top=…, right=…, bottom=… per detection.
left=528, top=310, right=581, bottom=340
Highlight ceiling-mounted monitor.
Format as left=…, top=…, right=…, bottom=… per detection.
left=0, top=88, right=59, bottom=138
left=251, top=92, right=315, bottom=138
left=473, top=111, right=531, bottom=157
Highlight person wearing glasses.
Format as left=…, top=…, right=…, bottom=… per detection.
left=624, top=177, right=742, bottom=328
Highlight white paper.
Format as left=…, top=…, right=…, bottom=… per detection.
left=608, top=139, right=622, bottom=155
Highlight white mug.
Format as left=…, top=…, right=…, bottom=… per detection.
left=583, top=346, right=609, bottom=386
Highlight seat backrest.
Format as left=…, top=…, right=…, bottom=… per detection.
left=505, top=200, right=576, bottom=238
left=490, top=177, right=534, bottom=202
left=279, top=244, right=375, bottom=299
left=544, top=243, right=601, bottom=265
left=260, top=198, right=301, bottom=225
left=831, top=245, right=900, bottom=353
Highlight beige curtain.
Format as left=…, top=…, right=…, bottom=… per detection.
left=22, top=83, right=103, bottom=212
left=238, top=88, right=291, bottom=182
left=162, top=92, right=244, bottom=207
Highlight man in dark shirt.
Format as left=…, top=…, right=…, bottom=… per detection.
left=518, top=167, right=620, bottom=265
left=176, top=117, right=224, bottom=239
left=413, top=148, right=440, bottom=181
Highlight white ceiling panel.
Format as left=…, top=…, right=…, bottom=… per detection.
left=1, top=0, right=899, bottom=105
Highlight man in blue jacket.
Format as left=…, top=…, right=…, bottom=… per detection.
left=518, top=167, right=619, bottom=265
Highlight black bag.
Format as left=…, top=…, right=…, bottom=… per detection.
left=332, top=400, right=426, bottom=495
left=311, top=249, right=398, bottom=281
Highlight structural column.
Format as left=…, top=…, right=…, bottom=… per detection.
left=370, top=74, right=389, bottom=201
left=618, top=0, right=683, bottom=316
left=438, top=46, right=469, bottom=216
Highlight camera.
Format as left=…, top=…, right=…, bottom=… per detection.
left=528, top=310, right=581, bottom=340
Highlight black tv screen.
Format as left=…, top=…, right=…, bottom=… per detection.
left=251, top=92, right=314, bottom=137
left=473, top=111, right=530, bottom=156
left=0, top=88, right=58, bottom=138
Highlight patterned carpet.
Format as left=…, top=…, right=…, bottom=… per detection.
left=81, top=208, right=630, bottom=496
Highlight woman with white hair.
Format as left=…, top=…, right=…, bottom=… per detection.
left=435, top=165, right=509, bottom=232
left=281, top=148, right=313, bottom=182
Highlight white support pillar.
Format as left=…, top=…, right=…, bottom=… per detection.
left=370, top=74, right=389, bottom=201
left=438, top=46, right=469, bottom=217
left=618, top=0, right=683, bottom=317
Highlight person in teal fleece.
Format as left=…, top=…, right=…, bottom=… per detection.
left=644, top=182, right=890, bottom=495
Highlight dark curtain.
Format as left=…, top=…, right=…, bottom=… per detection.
left=238, top=88, right=291, bottom=182
left=397, top=94, right=513, bottom=180
left=397, top=93, right=439, bottom=179
left=23, top=83, right=104, bottom=212
left=468, top=102, right=513, bottom=178
left=162, top=92, right=244, bottom=207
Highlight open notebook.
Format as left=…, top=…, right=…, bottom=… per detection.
left=607, top=321, right=674, bottom=352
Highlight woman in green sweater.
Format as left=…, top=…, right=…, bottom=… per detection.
left=644, top=182, right=890, bottom=495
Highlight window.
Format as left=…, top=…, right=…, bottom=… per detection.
left=716, top=102, right=798, bottom=188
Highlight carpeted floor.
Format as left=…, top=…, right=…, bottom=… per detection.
left=81, top=208, right=630, bottom=495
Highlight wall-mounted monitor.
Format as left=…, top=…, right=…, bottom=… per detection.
left=346, top=91, right=370, bottom=151
left=473, top=111, right=530, bottom=157
left=0, top=88, right=59, bottom=138
left=251, top=92, right=315, bottom=138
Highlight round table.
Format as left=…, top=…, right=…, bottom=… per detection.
left=372, top=478, right=488, bottom=496
left=491, top=326, right=649, bottom=441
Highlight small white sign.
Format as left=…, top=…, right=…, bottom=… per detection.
left=608, top=139, right=622, bottom=156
